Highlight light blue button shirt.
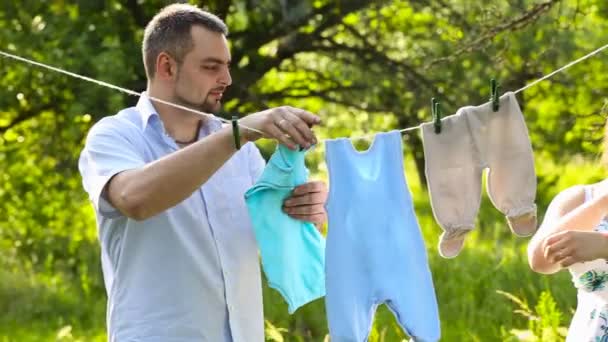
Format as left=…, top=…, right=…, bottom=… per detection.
left=78, top=93, right=266, bottom=342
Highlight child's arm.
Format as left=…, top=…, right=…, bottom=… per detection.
left=527, top=185, right=608, bottom=274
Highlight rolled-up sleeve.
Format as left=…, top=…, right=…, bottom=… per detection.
left=78, top=119, right=145, bottom=218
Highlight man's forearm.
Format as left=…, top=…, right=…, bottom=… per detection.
left=107, top=125, right=242, bottom=220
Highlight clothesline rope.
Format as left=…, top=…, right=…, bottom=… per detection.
left=2, top=41, right=608, bottom=142
left=0, top=50, right=268, bottom=135
left=370, top=42, right=608, bottom=142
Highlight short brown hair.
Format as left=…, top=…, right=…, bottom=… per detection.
left=142, top=4, right=228, bottom=80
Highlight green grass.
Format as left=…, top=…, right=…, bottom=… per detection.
left=0, top=213, right=576, bottom=341
left=0, top=265, right=106, bottom=341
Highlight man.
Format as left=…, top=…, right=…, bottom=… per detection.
left=78, top=4, right=328, bottom=341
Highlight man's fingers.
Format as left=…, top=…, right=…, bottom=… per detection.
left=275, top=115, right=308, bottom=148
left=284, top=192, right=326, bottom=207
left=288, top=107, right=321, bottom=127
left=284, top=111, right=315, bottom=143
left=293, top=181, right=327, bottom=195
left=283, top=204, right=325, bottom=216
left=265, top=123, right=297, bottom=150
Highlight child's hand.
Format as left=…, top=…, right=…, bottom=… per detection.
left=543, top=230, right=608, bottom=267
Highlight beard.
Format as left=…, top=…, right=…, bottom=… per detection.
left=173, top=69, right=223, bottom=114
left=173, top=91, right=221, bottom=114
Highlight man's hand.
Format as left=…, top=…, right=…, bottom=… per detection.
left=239, top=106, right=321, bottom=150
left=283, top=181, right=328, bottom=230
left=543, top=230, right=608, bottom=267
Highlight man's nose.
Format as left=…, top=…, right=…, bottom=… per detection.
left=219, top=66, right=232, bottom=87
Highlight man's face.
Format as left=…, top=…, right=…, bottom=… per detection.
left=172, top=25, right=232, bottom=114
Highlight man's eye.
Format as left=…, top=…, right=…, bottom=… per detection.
left=202, top=65, right=218, bottom=71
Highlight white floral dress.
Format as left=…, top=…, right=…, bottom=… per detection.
left=567, top=187, right=608, bottom=342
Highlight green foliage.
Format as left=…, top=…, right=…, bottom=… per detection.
left=499, top=290, right=569, bottom=342
left=265, top=320, right=289, bottom=342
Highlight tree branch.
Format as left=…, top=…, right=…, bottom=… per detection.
left=125, top=0, right=149, bottom=27
left=340, top=23, right=443, bottom=98
left=424, top=0, right=562, bottom=69
left=0, top=106, right=52, bottom=134
left=228, top=1, right=374, bottom=110
left=414, top=0, right=472, bottom=31
left=202, top=0, right=233, bottom=22
left=268, top=91, right=388, bottom=113
left=316, top=37, right=452, bottom=107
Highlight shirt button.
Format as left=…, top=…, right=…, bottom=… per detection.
left=229, top=304, right=235, bottom=311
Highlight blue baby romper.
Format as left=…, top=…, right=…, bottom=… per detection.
left=244, top=144, right=325, bottom=314
left=324, top=131, right=440, bottom=342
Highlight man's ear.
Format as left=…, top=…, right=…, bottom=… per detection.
left=155, top=52, right=178, bottom=81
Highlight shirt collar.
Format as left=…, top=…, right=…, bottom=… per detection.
left=205, top=116, right=224, bottom=133
left=136, top=91, right=159, bottom=131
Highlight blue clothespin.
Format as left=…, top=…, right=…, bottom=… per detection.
left=432, top=97, right=442, bottom=134
left=490, top=78, right=500, bottom=112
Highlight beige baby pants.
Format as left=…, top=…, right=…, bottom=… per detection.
left=421, top=92, right=537, bottom=258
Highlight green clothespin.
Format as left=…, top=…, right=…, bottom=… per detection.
left=490, top=78, right=500, bottom=112
left=432, top=97, right=442, bottom=134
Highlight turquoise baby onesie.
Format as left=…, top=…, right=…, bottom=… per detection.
left=244, top=144, right=325, bottom=313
